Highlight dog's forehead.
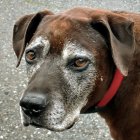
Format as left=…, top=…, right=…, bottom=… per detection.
left=30, top=11, right=105, bottom=55
left=38, top=15, right=75, bottom=37
left=32, top=16, right=88, bottom=54
left=31, top=16, right=77, bottom=54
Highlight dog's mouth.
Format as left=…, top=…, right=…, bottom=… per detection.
left=21, top=110, right=79, bottom=131
left=20, top=100, right=82, bottom=131
left=22, top=117, right=45, bottom=128
left=30, top=122, right=44, bottom=128
left=23, top=117, right=77, bottom=130
left=31, top=121, right=75, bottom=130
left=23, top=118, right=76, bottom=131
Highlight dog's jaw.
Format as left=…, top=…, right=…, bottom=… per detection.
left=20, top=100, right=87, bottom=131
left=45, top=107, right=81, bottom=131
left=44, top=98, right=88, bottom=131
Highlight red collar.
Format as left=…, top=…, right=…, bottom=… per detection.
left=82, top=69, right=124, bottom=113
left=97, top=69, right=124, bottom=108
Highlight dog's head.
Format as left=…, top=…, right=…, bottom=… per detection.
left=13, top=7, right=134, bottom=131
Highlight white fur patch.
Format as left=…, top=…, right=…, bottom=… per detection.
left=62, top=41, right=93, bottom=61
left=100, top=76, right=104, bottom=82
left=60, top=41, right=98, bottom=130
left=27, top=36, right=50, bottom=55
left=26, top=36, right=50, bottom=79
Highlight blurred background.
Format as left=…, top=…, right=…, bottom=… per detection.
left=0, top=0, right=139, bottom=140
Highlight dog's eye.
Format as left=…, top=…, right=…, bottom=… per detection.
left=69, top=58, right=90, bottom=71
left=74, top=59, right=88, bottom=67
left=25, top=50, right=36, bottom=63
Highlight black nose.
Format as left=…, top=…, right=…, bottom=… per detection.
left=20, top=93, right=47, bottom=117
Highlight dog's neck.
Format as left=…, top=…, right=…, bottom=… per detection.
left=84, top=69, right=123, bottom=113
left=99, top=59, right=140, bottom=140
left=96, top=69, right=123, bottom=108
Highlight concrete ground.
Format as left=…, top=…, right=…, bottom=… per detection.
left=0, top=0, right=139, bottom=140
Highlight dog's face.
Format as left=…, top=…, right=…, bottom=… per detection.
left=13, top=7, right=134, bottom=131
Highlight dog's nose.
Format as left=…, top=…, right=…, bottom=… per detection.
left=20, top=93, right=47, bottom=117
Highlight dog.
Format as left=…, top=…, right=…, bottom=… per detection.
left=12, top=7, right=140, bottom=140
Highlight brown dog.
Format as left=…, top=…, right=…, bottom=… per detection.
left=12, top=7, right=140, bottom=140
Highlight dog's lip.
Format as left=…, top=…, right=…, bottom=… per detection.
left=29, top=120, right=75, bottom=130
left=30, top=122, right=43, bottom=128
left=23, top=119, right=44, bottom=128
left=23, top=121, right=30, bottom=127
left=22, top=109, right=79, bottom=130
left=67, top=116, right=79, bottom=129
left=23, top=117, right=43, bottom=128
left=48, top=116, right=78, bottom=132
left=66, top=121, right=75, bottom=130
left=23, top=118, right=77, bottom=131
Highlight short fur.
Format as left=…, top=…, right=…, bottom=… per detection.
left=12, top=7, right=140, bottom=140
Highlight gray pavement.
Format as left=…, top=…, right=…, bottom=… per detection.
left=0, top=0, right=139, bottom=140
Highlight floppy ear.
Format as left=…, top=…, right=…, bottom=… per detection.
left=13, top=10, right=53, bottom=67
left=91, top=13, right=135, bottom=76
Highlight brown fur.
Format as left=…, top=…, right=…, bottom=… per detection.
left=12, top=7, right=140, bottom=140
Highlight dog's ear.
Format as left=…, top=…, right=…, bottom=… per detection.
left=91, top=13, right=135, bottom=76
left=13, top=10, right=53, bottom=67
